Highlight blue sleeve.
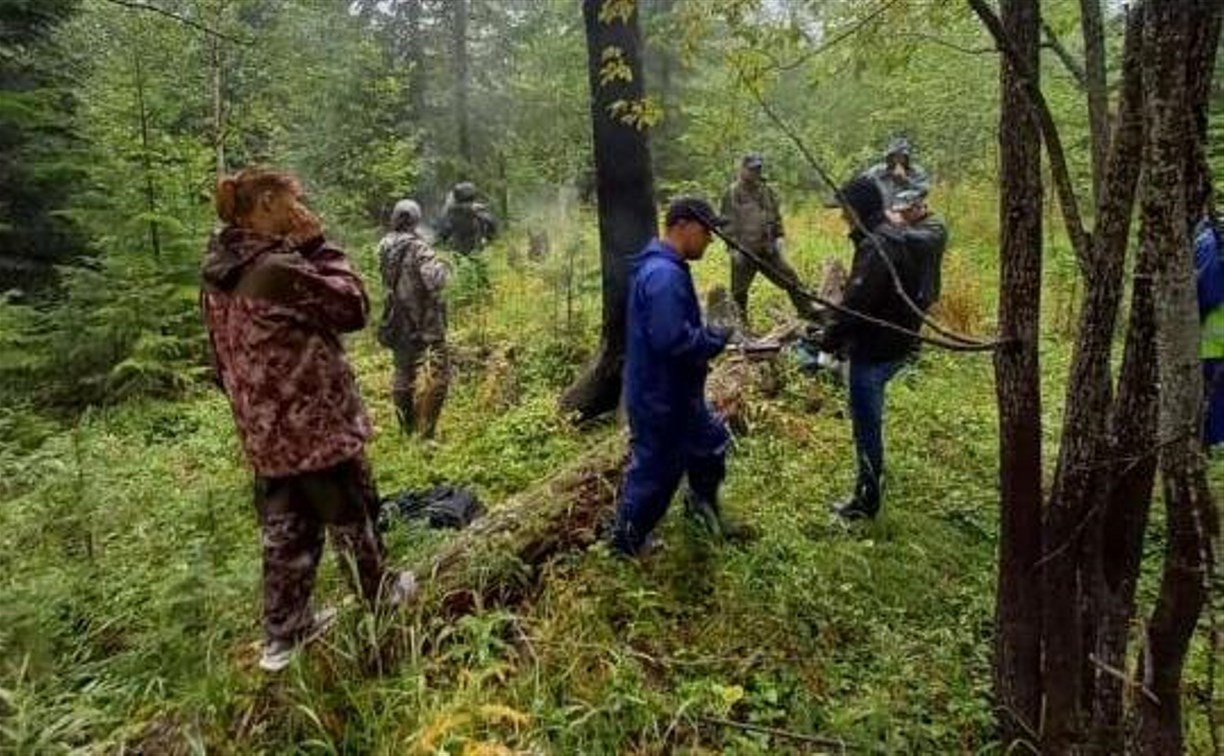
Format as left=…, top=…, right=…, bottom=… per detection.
left=1196, top=228, right=1224, bottom=318
left=641, top=269, right=727, bottom=362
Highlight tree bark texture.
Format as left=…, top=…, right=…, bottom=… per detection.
left=1085, top=18, right=1155, bottom=735
left=992, top=0, right=1044, bottom=747
left=1053, top=7, right=1148, bottom=746
left=1136, top=2, right=1221, bottom=752
left=1182, top=0, right=1222, bottom=219
left=1080, top=0, right=1110, bottom=207
left=560, top=1, right=658, bottom=421
left=403, top=0, right=426, bottom=119
left=452, top=0, right=471, bottom=168
left=133, top=51, right=161, bottom=261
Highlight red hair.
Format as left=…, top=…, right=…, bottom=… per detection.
left=214, top=168, right=300, bottom=225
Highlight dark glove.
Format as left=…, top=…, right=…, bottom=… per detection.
left=818, top=324, right=847, bottom=359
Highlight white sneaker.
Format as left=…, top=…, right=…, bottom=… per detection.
left=258, top=639, right=296, bottom=673
left=386, top=570, right=418, bottom=608
left=258, top=607, right=339, bottom=673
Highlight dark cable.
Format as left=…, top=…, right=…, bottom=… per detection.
left=712, top=228, right=1006, bottom=354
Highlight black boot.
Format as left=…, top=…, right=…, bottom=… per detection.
left=831, top=474, right=881, bottom=521
left=684, top=489, right=753, bottom=541
left=394, top=401, right=416, bottom=435
left=831, top=496, right=878, bottom=521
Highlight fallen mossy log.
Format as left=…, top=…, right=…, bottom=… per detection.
left=706, top=319, right=805, bottom=435
left=414, top=437, right=626, bottom=617
left=411, top=336, right=800, bottom=618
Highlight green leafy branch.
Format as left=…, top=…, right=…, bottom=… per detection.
left=598, top=46, right=633, bottom=86
left=597, top=0, right=636, bottom=25
left=608, top=96, right=661, bottom=130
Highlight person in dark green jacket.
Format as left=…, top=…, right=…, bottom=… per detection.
left=888, top=189, right=948, bottom=309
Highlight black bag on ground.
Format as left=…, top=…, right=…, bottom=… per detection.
left=379, top=485, right=485, bottom=531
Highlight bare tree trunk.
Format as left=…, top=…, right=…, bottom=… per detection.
left=1063, top=9, right=1150, bottom=747
left=1085, top=22, right=1155, bottom=739
left=404, top=0, right=426, bottom=119
left=560, top=1, right=657, bottom=421
left=133, top=51, right=160, bottom=261
left=1183, top=0, right=1221, bottom=219
left=1036, top=2, right=1148, bottom=739
left=1093, top=238, right=1159, bottom=755
left=1135, top=2, right=1218, bottom=752
left=992, top=0, right=1044, bottom=746
left=1080, top=0, right=1110, bottom=207
left=452, top=0, right=471, bottom=169
left=209, top=30, right=225, bottom=177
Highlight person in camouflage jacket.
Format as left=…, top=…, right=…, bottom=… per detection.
left=377, top=199, right=450, bottom=438
left=201, top=168, right=409, bottom=672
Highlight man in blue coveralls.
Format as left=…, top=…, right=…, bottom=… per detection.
left=1195, top=212, right=1224, bottom=448
left=611, top=197, right=738, bottom=557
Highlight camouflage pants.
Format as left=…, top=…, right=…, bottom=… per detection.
left=254, top=455, right=386, bottom=644
left=729, top=246, right=810, bottom=327
left=392, top=343, right=450, bottom=438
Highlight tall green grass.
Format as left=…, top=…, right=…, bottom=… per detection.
left=0, top=199, right=1217, bottom=753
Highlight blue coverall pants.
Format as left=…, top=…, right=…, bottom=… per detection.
left=614, top=406, right=729, bottom=554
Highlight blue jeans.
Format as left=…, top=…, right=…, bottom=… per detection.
left=614, top=407, right=729, bottom=554
left=1205, top=359, right=1224, bottom=447
left=848, top=359, right=905, bottom=510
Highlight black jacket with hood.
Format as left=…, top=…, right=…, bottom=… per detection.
left=823, top=178, right=925, bottom=363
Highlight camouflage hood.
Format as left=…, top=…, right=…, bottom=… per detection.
left=200, top=230, right=372, bottom=477
left=202, top=226, right=285, bottom=291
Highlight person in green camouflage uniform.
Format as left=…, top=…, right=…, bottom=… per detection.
left=720, top=153, right=809, bottom=328
left=378, top=199, right=450, bottom=438
left=436, top=181, right=498, bottom=256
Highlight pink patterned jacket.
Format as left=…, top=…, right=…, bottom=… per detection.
left=201, top=227, right=372, bottom=478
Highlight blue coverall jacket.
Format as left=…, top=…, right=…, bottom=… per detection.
left=624, top=239, right=727, bottom=427
left=616, top=239, right=729, bottom=552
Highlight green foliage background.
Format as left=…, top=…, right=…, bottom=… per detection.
left=0, top=0, right=1221, bottom=752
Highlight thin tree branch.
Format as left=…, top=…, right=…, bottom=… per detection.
left=728, top=62, right=1006, bottom=350
left=697, top=716, right=850, bottom=752
left=894, top=31, right=998, bottom=55
left=1078, top=0, right=1111, bottom=205
left=99, top=0, right=253, bottom=45
left=1041, top=20, right=1088, bottom=90
left=1087, top=654, right=1160, bottom=703
left=791, top=0, right=906, bottom=60
left=969, top=0, right=1092, bottom=269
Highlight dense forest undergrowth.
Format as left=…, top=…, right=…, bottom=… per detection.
left=1, top=194, right=1217, bottom=753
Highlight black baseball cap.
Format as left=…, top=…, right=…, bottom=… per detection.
left=665, top=196, right=728, bottom=230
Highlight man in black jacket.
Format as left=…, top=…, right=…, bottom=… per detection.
left=822, top=176, right=926, bottom=520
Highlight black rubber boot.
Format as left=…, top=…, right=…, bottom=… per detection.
left=394, top=401, right=415, bottom=435
left=831, top=475, right=882, bottom=521
left=684, top=489, right=753, bottom=541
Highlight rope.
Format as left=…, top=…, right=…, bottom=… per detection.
left=727, top=29, right=1003, bottom=350
left=713, top=228, right=1003, bottom=353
